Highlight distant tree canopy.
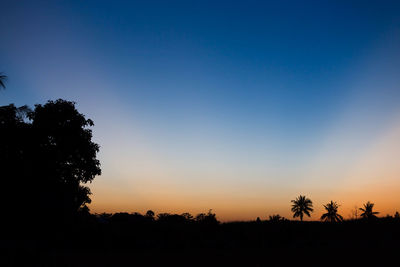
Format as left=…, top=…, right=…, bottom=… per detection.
left=269, top=214, right=286, bottom=222
left=102, top=210, right=219, bottom=226
left=195, top=209, right=219, bottom=225
left=145, top=210, right=155, bottom=220
left=0, top=99, right=101, bottom=231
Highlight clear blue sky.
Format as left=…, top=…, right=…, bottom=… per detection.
left=1, top=0, right=400, bottom=220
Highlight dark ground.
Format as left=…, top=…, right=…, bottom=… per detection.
left=1, top=218, right=399, bottom=266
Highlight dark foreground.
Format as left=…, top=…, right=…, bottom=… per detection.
left=2, top=217, right=400, bottom=267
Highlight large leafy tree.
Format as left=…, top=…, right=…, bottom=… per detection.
left=321, top=201, right=343, bottom=222
left=0, top=99, right=101, bottom=232
left=291, top=195, right=313, bottom=221
left=359, top=201, right=379, bottom=220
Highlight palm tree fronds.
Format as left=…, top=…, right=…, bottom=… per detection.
left=0, top=72, right=7, bottom=89
left=291, top=195, right=313, bottom=221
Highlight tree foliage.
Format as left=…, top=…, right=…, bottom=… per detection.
left=0, top=72, right=7, bottom=89
left=269, top=214, right=286, bottom=222
left=195, top=209, right=219, bottom=225
left=321, top=201, right=343, bottom=222
left=359, top=201, right=379, bottom=220
left=0, top=99, right=101, bottom=232
left=291, top=195, right=313, bottom=221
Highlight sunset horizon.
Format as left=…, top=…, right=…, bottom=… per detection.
left=2, top=0, right=400, bottom=222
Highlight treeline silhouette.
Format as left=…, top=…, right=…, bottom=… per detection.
left=1, top=75, right=400, bottom=266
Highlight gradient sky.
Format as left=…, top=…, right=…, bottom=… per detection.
left=1, top=0, right=400, bottom=221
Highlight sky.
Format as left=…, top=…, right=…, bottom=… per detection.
left=1, top=0, right=400, bottom=221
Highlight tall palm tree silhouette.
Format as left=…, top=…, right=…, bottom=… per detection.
left=359, top=201, right=379, bottom=219
left=0, top=72, right=7, bottom=89
left=291, top=195, right=313, bottom=221
left=321, top=201, right=343, bottom=222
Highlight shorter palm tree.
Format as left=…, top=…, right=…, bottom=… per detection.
left=359, top=201, right=379, bottom=219
left=291, top=195, right=313, bottom=221
left=321, top=201, right=343, bottom=222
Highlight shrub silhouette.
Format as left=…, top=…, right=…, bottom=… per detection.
left=320, top=201, right=343, bottom=222
left=269, top=214, right=286, bottom=222
left=291, top=195, right=313, bottom=221
left=359, top=201, right=379, bottom=220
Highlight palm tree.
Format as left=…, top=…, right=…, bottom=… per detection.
left=0, top=72, right=7, bottom=89
left=321, top=201, right=343, bottom=222
left=359, top=201, right=379, bottom=219
left=291, top=195, right=313, bottom=221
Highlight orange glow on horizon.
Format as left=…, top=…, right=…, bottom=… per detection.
left=89, top=114, right=400, bottom=222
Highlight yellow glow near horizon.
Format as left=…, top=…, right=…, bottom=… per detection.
left=88, top=99, right=400, bottom=222
left=86, top=25, right=400, bottom=222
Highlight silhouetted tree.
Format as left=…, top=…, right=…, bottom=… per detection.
left=157, top=213, right=190, bottom=224
left=291, top=195, right=313, bottom=221
left=395, top=211, right=400, bottom=219
left=195, top=210, right=219, bottom=225
left=1, top=99, right=101, bottom=233
left=181, top=212, right=194, bottom=221
left=157, top=213, right=171, bottom=221
left=97, top=212, right=112, bottom=223
left=0, top=72, right=7, bottom=89
left=1, top=104, right=36, bottom=230
left=78, top=205, right=91, bottom=216
left=321, top=201, right=343, bottom=222
left=30, top=100, right=100, bottom=219
left=111, top=212, right=131, bottom=223
left=145, top=210, right=155, bottom=220
left=359, top=201, right=379, bottom=220
left=269, top=214, right=286, bottom=222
